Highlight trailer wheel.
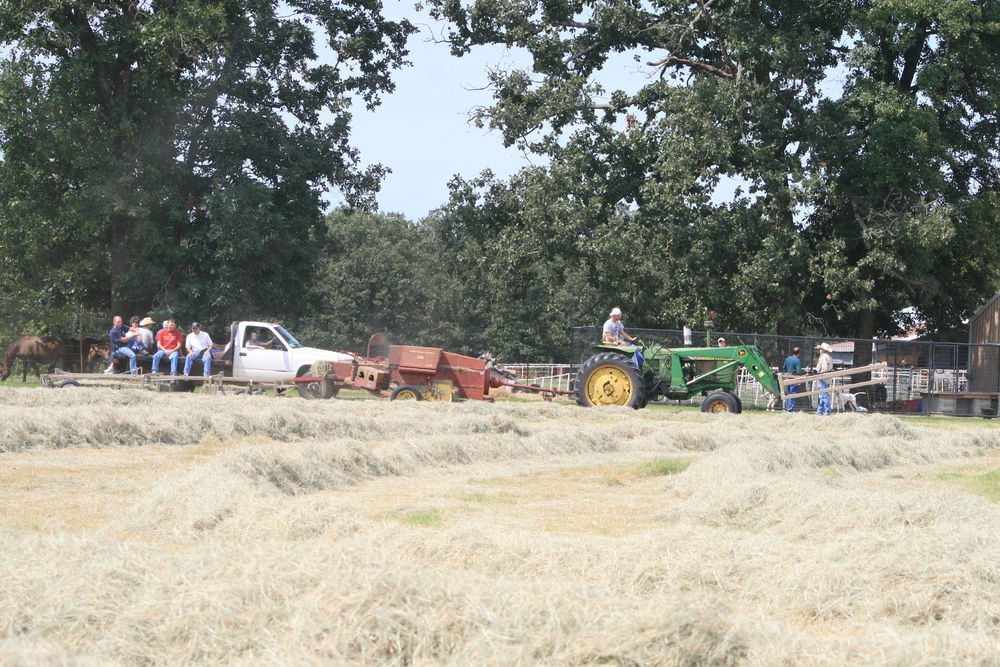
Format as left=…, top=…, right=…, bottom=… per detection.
left=297, top=373, right=335, bottom=400
left=575, top=352, right=647, bottom=409
left=391, top=385, right=423, bottom=401
left=702, top=392, right=740, bottom=414
left=59, top=380, right=82, bottom=389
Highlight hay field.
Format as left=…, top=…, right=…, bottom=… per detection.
left=2, top=387, right=1000, bottom=665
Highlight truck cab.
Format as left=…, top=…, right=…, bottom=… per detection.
left=222, top=321, right=352, bottom=382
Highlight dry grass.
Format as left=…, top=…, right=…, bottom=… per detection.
left=2, top=387, right=1000, bottom=664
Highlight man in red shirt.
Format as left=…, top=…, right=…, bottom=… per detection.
left=151, top=318, right=184, bottom=375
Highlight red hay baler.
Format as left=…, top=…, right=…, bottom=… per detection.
left=293, top=335, right=567, bottom=402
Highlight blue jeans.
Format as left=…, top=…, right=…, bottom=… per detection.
left=785, top=383, right=799, bottom=412
left=114, top=346, right=137, bottom=374
left=152, top=350, right=179, bottom=374
left=183, top=349, right=212, bottom=376
left=816, top=380, right=831, bottom=415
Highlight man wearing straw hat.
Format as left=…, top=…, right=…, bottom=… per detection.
left=815, top=342, right=834, bottom=415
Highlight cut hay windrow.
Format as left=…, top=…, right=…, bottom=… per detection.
left=3, top=389, right=1000, bottom=663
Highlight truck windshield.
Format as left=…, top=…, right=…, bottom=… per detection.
left=275, top=325, right=302, bottom=349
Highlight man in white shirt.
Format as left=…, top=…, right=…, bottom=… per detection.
left=137, top=317, right=156, bottom=353
left=602, top=307, right=636, bottom=346
left=183, top=321, right=214, bottom=376
left=814, top=342, right=834, bottom=415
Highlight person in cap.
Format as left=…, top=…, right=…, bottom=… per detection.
left=183, top=321, right=214, bottom=377
left=602, top=307, right=637, bottom=346
left=781, top=346, right=803, bottom=412
left=717, top=337, right=727, bottom=347
left=814, top=342, right=834, bottom=415
left=137, top=316, right=156, bottom=353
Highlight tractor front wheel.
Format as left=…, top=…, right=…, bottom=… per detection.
left=575, top=353, right=647, bottom=409
left=701, top=392, right=741, bottom=414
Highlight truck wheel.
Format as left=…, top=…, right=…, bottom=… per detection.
left=391, top=385, right=423, bottom=401
left=702, top=392, right=740, bottom=414
left=298, top=376, right=335, bottom=400
left=575, top=352, right=647, bottom=409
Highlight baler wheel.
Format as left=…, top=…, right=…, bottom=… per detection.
left=297, top=373, right=336, bottom=400
left=391, top=385, right=423, bottom=401
left=575, top=352, right=647, bottom=409
left=701, top=392, right=740, bottom=414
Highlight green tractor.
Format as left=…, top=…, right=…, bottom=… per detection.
left=575, top=341, right=782, bottom=413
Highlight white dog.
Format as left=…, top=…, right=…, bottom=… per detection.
left=836, top=391, right=867, bottom=412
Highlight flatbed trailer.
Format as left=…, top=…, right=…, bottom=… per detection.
left=40, top=370, right=295, bottom=395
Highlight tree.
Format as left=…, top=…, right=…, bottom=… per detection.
left=428, top=0, right=1000, bottom=339
left=0, top=0, right=413, bottom=330
left=297, top=208, right=468, bottom=352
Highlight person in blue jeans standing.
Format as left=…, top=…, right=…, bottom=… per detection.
left=183, top=322, right=214, bottom=376
left=781, top=346, right=803, bottom=412
left=814, top=342, right=834, bottom=415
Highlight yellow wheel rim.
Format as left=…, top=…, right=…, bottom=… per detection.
left=394, top=388, right=419, bottom=400
left=706, top=398, right=731, bottom=413
left=585, top=365, right=634, bottom=406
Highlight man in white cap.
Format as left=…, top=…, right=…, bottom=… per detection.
left=814, top=342, right=834, bottom=415
left=602, top=307, right=637, bottom=346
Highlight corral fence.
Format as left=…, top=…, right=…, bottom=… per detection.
left=502, top=364, right=574, bottom=393
left=570, top=327, right=1000, bottom=417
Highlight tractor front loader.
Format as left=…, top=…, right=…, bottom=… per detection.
left=575, top=342, right=781, bottom=413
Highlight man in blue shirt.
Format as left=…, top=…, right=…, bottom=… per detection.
left=105, top=315, right=140, bottom=375
left=781, top=346, right=802, bottom=412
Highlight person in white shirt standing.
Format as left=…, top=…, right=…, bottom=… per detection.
left=814, top=342, right=834, bottom=415
left=602, top=307, right=637, bottom=346
left=183, top=322, right=214, bottom=377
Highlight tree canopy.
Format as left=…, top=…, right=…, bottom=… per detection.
left=428, top=0, right=1000, bottom=340
left=0, top=0, right=413, bottom=330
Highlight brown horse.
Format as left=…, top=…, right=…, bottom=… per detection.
left=0, top=335, right=111, bottom=381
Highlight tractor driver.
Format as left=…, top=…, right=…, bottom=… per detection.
left=602, top=307, right=637, bottom=346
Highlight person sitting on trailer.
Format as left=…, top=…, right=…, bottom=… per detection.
left=152, top=318, right=184, bottom=375
left=104, top=315, right=139, bottom=375
left=602, top=307, right=636, bottom=346
left=183, top=322, right=214, bottom=377
left=137, top=317, right=156, bottom=353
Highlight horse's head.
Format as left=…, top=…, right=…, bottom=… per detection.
left=88, top=342, right=111, bottom=362
left=0, top=363, right=8, bottom=382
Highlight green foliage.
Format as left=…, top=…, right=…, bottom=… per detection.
left=428, top=0, right=1000, bottom=339
left=296, top=208, right=466, bottom=352
left=636, top=458, right=691, bottom=477
left=0, top=0, right=414, bottom=333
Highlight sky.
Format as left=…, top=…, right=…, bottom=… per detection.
left=334, top=2, right=652, bottom=221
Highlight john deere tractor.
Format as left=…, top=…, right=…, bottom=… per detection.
left=575, top=341, right=781, bottom=412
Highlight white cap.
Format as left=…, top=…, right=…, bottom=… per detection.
left=610, top=307, right=622, bottom=316
left=817, top=342, right=832, bottom=353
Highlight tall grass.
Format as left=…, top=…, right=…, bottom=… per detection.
left=2, top=388, right=1000, bottom=663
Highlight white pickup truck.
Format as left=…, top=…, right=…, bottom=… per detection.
left=213, top=321, right=352, bottom=397
left=98, top=320, right=352, bottom=398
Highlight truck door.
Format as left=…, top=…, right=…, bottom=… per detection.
left=237, top=325, right=292, bottom=381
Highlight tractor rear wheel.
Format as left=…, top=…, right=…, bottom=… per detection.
left=575, top=353, right=647, bottom=409
left=701, top=392, right=741, bottom=414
